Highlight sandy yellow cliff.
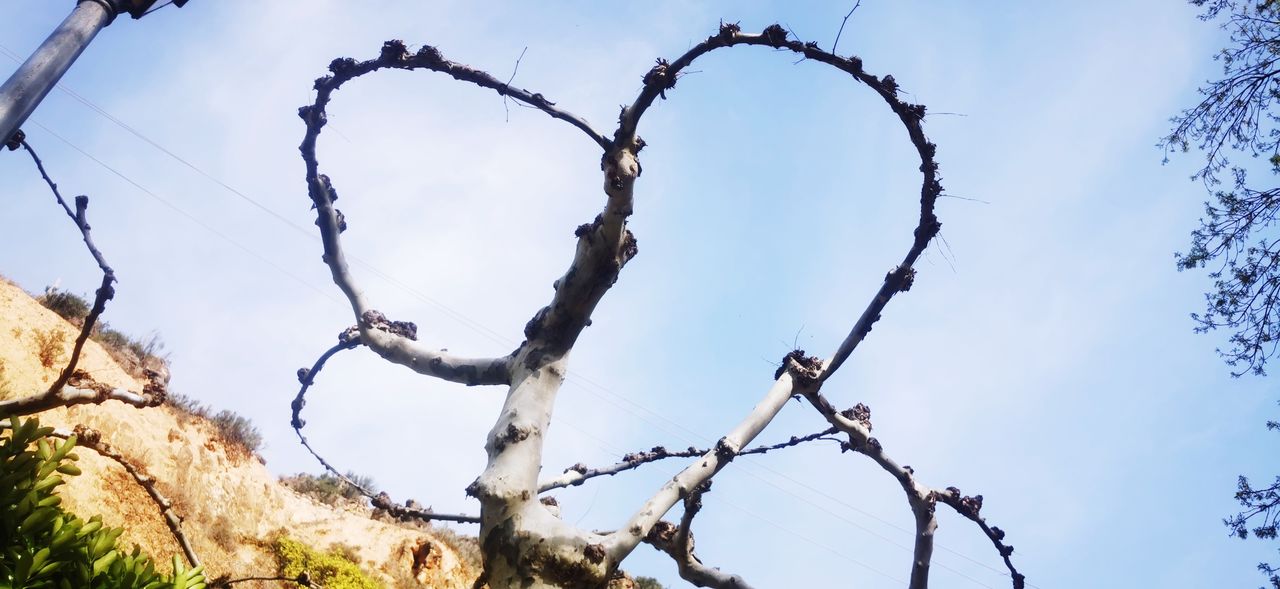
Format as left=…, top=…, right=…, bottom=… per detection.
left=0, top=278, right=476, bottom=588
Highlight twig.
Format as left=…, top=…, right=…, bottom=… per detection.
left=290, top=335, right=480, bottom=524
left=503, top=46, right=528, bottom=122
left=21, top=140, right=118, bottom=394
left=210, top=572, right=320, bottom=588
left=939, top=193, right=990, bottom=204
left=540, top=427, right=839, bottom=492
left=47, top=426, right=200, bottom=569
left=832, top=1, right=864, bottom=53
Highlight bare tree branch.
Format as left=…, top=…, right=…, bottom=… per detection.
left=934, top=489, right=1024, bottom=589
left=539, top=427, right=839, bottom=493
left=610, top=23, right=941, bottom=384
left=290, top=336, right=480, bottom=524
left=832, top=1, right=863, bottom=53
left=0, top=369, right=166, bottom=417
left=605, top=373, right=799, bottom=560
left=293, top=26, right=1008, bottom=589
left=296, top=42, right=567, bottom=387
left=0, top=140, right=171, bottom=418
left=604, top=23, right=941, bottom=563
left=43, top=425, right=201, bottom=569
left=210, top=572, right=318, bottom=588
left=22, top=140, right=114, bottom=392
left=803, top=390, right=1026, bottom=589
left=370, top=492, right=480, bottom=525
left=644, top=483, right=753, bottom=589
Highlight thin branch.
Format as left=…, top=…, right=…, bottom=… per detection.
left=210, top=572, right=319, bottom=588
left=540, top=427, right=839, bottom=492
left=832, top=1, right=863, bottom=53
left=503, top=46, right=528, bottom=122
left=611, top=24, right=942, bottom=384
left=370, top=492, right=480, bottom=525
left=802, top=390, right=1025, bottom=589
left=644, top=483, right=754, bottom=589
left=299, top=42, right=529, bottom=387
left=290, top=336, right=480, bottom=524
left=605, top=373, right=799, bottom=560
left=935, top=490, right=1024, bottom=589
left=21, top=140, right=121, bottom=395
left=47, top=425, right=200, bottom=569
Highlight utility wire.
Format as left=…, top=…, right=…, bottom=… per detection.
left=25, top=119, right=343, bottom=306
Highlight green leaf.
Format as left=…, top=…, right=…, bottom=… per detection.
left=53, top=464, right=79, bottom=477
left=91, top=551, right=118, bottom=576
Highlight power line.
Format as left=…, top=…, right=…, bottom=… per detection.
left=24, top=119, right=344, bottom=306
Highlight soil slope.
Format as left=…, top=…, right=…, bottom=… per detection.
left=0, top=278, right=475, bottom=588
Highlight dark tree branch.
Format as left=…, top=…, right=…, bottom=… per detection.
left=539, top=427, right=839, bottom=492
left=1166, top=1, right=1280, bottom=375
left=290, top=335, right=480, bottom=524
left=802, top=390, right=1025, bottom=589
left=1168, top=6, right=1280, bottom=582
left=831, top=1, right=863, bottom=53
left=607, top=26, right=943, bottom=563
left=610, top=24, right=941, bottom=383
left=299, top=42, right=547, bottom=387
left=935, top=488, right=1024, bottom=589
left=294, top=26, right=1008, bottom=589
left=210, top=572, right=318, bottom=588
left=23, top=139, right=116, bottom=393
left=46, top=425, right=201, bottom=569
left=644, top=483, right=754, bottom=589
left=0, top=140, right=167, bottom=418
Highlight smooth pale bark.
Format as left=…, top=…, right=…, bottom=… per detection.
left=0, top=376, right=163, bottom=418
left=604, top=374, right=799, bottom=561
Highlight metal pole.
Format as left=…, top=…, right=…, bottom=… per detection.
left=0, top=1, right=118, bottom=145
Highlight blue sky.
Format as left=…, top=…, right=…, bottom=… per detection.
left=1, top=1, right=1275, bottom=587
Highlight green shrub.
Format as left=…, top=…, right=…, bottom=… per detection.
left=37, top=288, right=90, bottom=324
left=163, top=394, right=262, bottom=458
left=279, top=472, right=376, bottom=506
left=0, top=415, right=206, bottom=588
left=38, top=285, right=169, bottom=381
left=272, top=536, right=378, bottom=589
left=165, top=392, right=210, bottom=420
left=94, top=326, right=164, bottom=366
left=210, top=410, right=263, bottom=456
left=634, top=576, right=666, bottom=589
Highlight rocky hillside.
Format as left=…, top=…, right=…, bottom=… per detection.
left=0, top=278, right=477, bottom=588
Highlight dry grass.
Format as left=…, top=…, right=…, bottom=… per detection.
left=430, top=527, right=482, bottom=578
left=165, top=391, right=264, bottom=458
left=0, top=358, right=10, bottom=400
left=32, top=327, right=66, bottom=369
left=211, top=514, right=237, bottom=551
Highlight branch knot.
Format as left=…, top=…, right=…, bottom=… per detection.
left=360, top=310, right=418, bottom=340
